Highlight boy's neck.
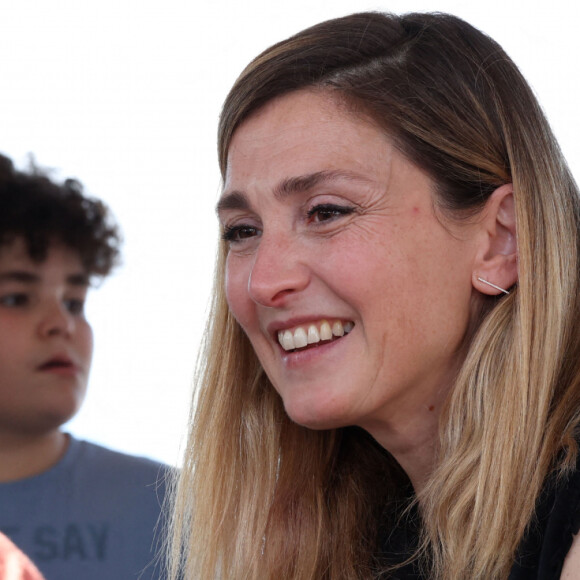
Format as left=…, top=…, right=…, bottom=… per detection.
left=0, top=430, right=69, bottom=483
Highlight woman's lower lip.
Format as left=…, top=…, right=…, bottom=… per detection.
left=279, top=333, right=349, bottom=366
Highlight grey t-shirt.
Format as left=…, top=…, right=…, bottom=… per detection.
left=0, top=436, right=168, bottom=580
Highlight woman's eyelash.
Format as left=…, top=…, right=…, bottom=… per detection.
left=221, top=224, right=260, bottom=243
left=222, top=204, right=354, bottom=242
left=306, top=204, right=355, bottom=221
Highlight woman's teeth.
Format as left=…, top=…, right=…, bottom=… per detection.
left=277, top=320, right=354, bottom=351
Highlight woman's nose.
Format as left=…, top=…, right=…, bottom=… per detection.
left=37, top=303, right=74, bottom=338
left=247, top=234, right=310, bottom=307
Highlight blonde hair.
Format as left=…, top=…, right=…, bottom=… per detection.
left=169, top=12, right=580, bottom=579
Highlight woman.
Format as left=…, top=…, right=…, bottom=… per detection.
left=170, top=12, right=580, bottom=579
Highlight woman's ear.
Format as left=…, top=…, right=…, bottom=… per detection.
left=472, top=183, right=518, bottom=295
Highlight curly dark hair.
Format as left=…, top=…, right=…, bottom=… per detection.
left=0, top=153, right=121, bottom=278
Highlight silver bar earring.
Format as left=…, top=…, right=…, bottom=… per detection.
left=477, top=277, right=510, bottom=295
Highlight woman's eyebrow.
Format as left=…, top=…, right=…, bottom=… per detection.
left=273, top=169, right=365, bottom=200
left=216, top=191, right=249, bottom=215
left=217, top=169, right=370, bottom=215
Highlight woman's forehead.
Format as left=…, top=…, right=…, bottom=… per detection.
left=223, top=90, right=395, bottom=195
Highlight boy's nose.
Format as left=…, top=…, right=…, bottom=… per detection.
left=37, top=304, right=74, bottom=338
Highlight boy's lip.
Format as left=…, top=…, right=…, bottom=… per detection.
left=36, top=354, right=79, bottom=374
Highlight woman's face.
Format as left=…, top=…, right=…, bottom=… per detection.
left=218, top=90, right=480, bottom=436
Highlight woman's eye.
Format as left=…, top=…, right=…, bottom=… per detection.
left=64, top=299, right=85, bottom=316
left=0, top=293, right=29, bottom=307
left=307, top=204, right=354, bottom=223
left=221, top=225, right=261, bottom=244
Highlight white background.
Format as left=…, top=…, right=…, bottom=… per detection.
left=0, top=0, right=578, bottom=466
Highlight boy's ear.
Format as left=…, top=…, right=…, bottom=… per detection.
left=472, top=183, right=518, bottom=295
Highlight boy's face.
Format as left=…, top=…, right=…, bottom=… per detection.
left=0, top=237, right=93, bottom=437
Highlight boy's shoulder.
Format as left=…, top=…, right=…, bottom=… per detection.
left=64, top=435, right=171, bottom=489
left=69, top=436, right=168, bottom=471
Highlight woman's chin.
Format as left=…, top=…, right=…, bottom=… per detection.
left=282, top=395, right=354, bottom=431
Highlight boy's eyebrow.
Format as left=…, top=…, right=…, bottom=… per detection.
left=67, top=273, right=90, bottom=286
left=216, top=170, right=369, bottom=215
left=0, top=271, right=89, bottom=286
left=0, top=271, right=40, bottom=284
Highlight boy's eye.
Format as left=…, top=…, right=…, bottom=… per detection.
left=221, top=225, right=261, bottom=244
left=306, top=204, right=354, bottom=223
left=0, top=293, right=29, bottom=307
left=64, top=299, right=85, bottom=316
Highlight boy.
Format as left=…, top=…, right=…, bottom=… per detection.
left=0, top=153, right=167, bottom=580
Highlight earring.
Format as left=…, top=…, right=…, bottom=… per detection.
left=477, top=277, right=510, bottom=295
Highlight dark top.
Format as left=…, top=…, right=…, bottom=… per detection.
left=376, top=454, right=580, bottom=579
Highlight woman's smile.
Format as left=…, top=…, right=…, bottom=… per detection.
left=275, top=319, right=354, bottom=351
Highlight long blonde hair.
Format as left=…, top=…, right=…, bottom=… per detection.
left=170, top=12, right=580, bottom=579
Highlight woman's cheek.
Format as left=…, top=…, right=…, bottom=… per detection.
left=225, top=255, right=253, bottom=327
